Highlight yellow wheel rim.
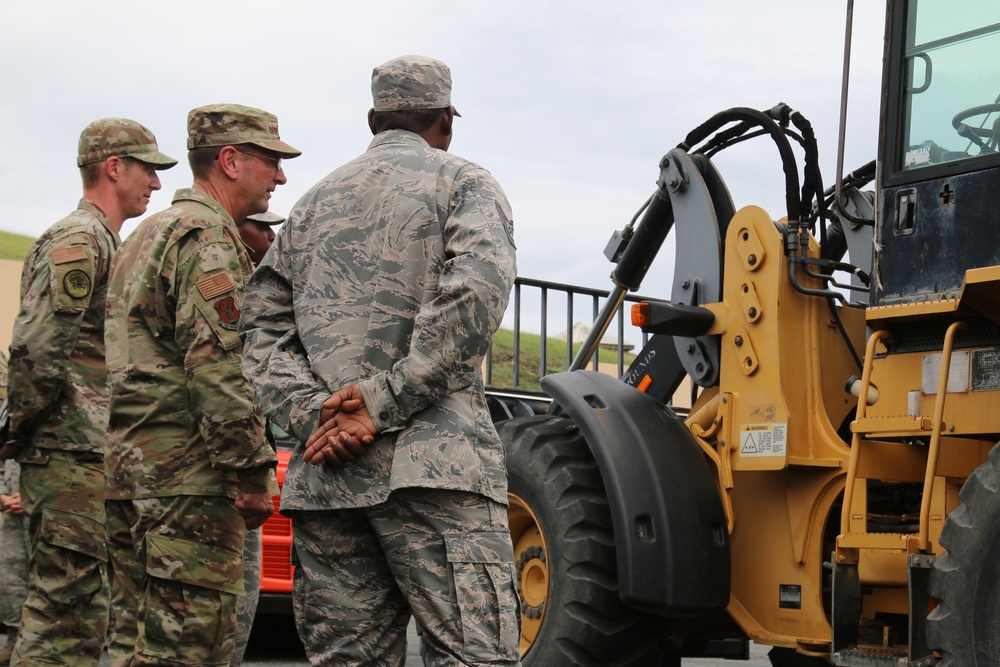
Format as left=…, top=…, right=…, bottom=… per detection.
left=508, top=492, right=549, bottom=657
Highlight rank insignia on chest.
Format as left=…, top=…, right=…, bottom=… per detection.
left=63, top=269, right=92, bottom=299
left=214, top=296, right=240, bottom=325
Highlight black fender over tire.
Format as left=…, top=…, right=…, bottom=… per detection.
left=499, top=415, right=674, bottom=666
left=927, top=441, right=1000, bottom=665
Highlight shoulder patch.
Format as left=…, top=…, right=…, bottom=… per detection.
left=63, top=269, right=92, bottom=299
left=196, top=273, right=236, bottom=300
left=51, top=246, right=88, bottom=265
left=213, top=296, right=240, bottom=327
left=496, top=201, right=516, bottom=249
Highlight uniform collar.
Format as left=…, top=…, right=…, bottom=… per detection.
left=77, top=198, right=121, bottom=244
left=367, top=129, right=429, bottom=151
left=170, top=188, right=236, bottom=226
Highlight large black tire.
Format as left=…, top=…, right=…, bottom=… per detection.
left=768, top=647, right=830, bottom=666
left=499, top=415, right=675, bottom=666
left=927, top=442, right=1000, bottom=665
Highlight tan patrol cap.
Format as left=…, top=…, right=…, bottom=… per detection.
left=77, top=118, right=178, bottom=168
left=187, top=104, right=302, bottom=157
left=371, top=55, right=459, bottom=115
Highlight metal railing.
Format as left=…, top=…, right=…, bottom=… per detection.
left=485, top=277, right=655, bottom=391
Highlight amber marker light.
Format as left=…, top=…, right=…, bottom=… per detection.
left=631, top=302, right=650, bottom=328
left=637, top=375, right=653, bottom=393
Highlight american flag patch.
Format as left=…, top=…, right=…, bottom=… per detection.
left=196, top=273, right=236, bottom=300
left=51, top=246, right=87, bottom=265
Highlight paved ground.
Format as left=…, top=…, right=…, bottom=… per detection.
left=240, top=614, right=774, bottom=666
left=0, top=616, right=773, bottom=666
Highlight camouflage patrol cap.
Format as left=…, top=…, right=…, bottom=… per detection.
left=243, top=211, right=285, bottom=225
left=371, top=55, right=460, bottom=114
left=77, top=118, right=178, bottom=168
left=186, top=104, right=302, bottom=157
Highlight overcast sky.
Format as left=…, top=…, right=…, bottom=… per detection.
left=0, top=1, right=886, bottom=335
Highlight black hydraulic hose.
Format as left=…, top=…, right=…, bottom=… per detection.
left=821, top=219, right=848, bottom=263
left=680, top=107, right=802, bottom=224
left=827, top=297, right=863, bottom=371
left=611, top=188, right=674, bottom=291
left=782, top=105, right=826, bottom=234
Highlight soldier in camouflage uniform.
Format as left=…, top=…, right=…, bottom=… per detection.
left=2, top=119, right=176, bottom=666
left=230, top=209, right=284, bottom=667
left=104, top=104, right=294, bottom=666
left=0, top=351, right=27, bottom=666
left=241, top=56, right=521, bottom=666
left=0, top=457, right=30, bottom=667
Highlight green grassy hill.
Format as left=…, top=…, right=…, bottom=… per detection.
left=0, top=231, right=34, bottom=262
left=487, top=327, right=634, bottom=391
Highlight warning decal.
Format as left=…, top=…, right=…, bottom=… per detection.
left=739, top=423, right=787, bottom=457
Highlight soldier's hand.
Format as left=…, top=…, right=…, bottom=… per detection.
left=303, top=426, right=373, bottom=467
left=0, top=444, right=19, bottom=461
left=318, top=383, right=367, bottom=423
left=235, top=491, right=274, bottom=530
left=305, top=384, right=377, bottom=466
left=0, top=493, right=23, bottom=514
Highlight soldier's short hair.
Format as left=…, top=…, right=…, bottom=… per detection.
left=79, top=156, right=142, bottom=189
left=80, top=161, right=102, bottom=189
left=372, top=108, right=448, bottom=135
left=188, top=145, right=225, bottom=180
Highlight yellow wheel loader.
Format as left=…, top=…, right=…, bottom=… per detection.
left=500, top=1, right=1000, bottom=664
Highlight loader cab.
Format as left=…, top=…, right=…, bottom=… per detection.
left=874, top=0, right=1000, bottom=306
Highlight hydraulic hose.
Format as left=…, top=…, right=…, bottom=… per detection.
left=612, top=188, right=674, bottom=291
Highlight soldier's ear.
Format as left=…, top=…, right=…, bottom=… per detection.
left=104, top=156, right=123, bottom=182
left=217, top=146, right=242, bottom=180
left=440, top=108, right=453, bottom=138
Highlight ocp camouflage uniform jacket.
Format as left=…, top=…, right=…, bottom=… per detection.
left=6, top=200, right=118, bottom=455
left=241, top=129, right=517, bottom=511
left=105, top=188, right=275, bottom=500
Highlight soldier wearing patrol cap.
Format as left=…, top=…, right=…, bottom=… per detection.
left=236, top=210, right=284, bottom=267
left=242, top=56, right=520, bottom=665
left=230, top=208, right=283, bottom=667
left=2, top=118, right=175, bottom=666
left=104, top=104, right=295, bottom=666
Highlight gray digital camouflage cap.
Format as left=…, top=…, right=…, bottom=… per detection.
left=77, top=118, right=178, bottom=168
left=186, top=104, right=302, bottom=157
left=371, top=55, right=459, bottom=114
left=244, top=211, right=285, bottom=225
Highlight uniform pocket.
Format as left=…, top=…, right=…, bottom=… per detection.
left=444, top=531, right=520, bottom=662
left=145, top=532, right=244, bottom=595
left=140, top=533, right=241, bottom=664
left=30, top=508, right=107, bottom=613
left=41, top=507, right=107, bottom=562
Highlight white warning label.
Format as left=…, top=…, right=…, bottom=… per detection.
left=739, top=423, right=787, bottom=457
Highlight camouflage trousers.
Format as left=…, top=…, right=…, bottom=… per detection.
left=105, top=495, right=245, bottom=667
left=291, top=488, right=521, bottom=666
left=230, top=526, right=261, bottom=666
left=0, top=511, right=30, bottom=629
left=11, top=449, right=109, bottom=667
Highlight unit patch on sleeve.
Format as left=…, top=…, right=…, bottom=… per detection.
left=63, top=269, right=92, bottom=299
left=214, top=296, right=240, bottom=326
left=196, top=273, right=237, bottom=300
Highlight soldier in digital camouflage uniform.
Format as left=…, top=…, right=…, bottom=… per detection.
left=230, top=209, right=285, bottom=667
left=0, top=457, right=30, bottom=667
left=1, top=119, right=176, bottom=667
left=104, top=104, right=294, bottom=666
left=241, top=56, right=521, bottom=666
left=0, top=351, right=28, bottom=666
